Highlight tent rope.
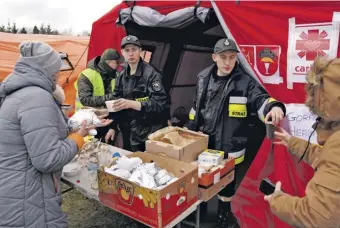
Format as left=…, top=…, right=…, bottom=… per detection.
left=62, top=45, right=89, bottom=88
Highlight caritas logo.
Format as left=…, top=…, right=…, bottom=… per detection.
left=293, top=29, right=331, bottom=76
left=295, top=29, right=330, bottom=61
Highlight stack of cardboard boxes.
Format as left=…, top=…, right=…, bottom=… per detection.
left=98, top=126, right=235, bottom=228
left=146, top=127, right=235, bottom=202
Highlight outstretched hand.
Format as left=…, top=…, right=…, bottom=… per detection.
left=274, top=127, right=291, bottom=147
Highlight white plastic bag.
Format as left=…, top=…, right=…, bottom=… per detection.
left=68, top=109, right=102, bottom=132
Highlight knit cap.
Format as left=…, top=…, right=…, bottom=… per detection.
left=19, top=41, right=62, bottom=76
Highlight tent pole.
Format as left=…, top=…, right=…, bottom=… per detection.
left=210, top=0, right=263, bottom=86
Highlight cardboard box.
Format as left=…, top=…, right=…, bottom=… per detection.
left=98, top=152, right=199, bottom=228
left=146, top=127, right=209, bottom=162
left=199, top=169, right=235, bottom=202
left=198, top=157, right=235, bottom=188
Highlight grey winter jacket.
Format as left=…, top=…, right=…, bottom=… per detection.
left=0, top=58, right=79, bottom=228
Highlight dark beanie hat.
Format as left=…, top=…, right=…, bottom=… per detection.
left=100, top=49, right=124, bottom=63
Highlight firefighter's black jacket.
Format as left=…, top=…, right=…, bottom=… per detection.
left=187, top=63, right=286, bottom=157
left=110, top=59, right=170, bottom=151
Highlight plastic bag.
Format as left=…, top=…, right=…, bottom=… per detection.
left=68, top=109, right=102, bottom=132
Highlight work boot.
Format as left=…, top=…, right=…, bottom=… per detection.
left=185, top=201, right=208, bottom=223
left=215, top=200, right=240, bottom=228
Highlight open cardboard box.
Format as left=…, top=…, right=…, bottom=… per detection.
left=197, top=157, right=235, bottom=188
left=191, top=157, right=235, bottom=201
left=199, top=169, right=235, bottom=202
left=145, top=126, right=209, bottom=162
left=98, top=152, right=199, bottom=228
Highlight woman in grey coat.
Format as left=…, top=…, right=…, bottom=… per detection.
left=0, top=42, right=89, bottom=228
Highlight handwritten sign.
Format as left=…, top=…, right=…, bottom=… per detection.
left=284, top=103, right=317, bottom=144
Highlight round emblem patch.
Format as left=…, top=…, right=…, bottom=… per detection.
left=152, top=80, right=162, bottom=92
left=224, top=39, right=230, bottom=46
left=127, top=36, right=131, bottom=41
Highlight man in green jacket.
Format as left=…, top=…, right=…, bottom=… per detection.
left=75, top=48, right=124, bottom=143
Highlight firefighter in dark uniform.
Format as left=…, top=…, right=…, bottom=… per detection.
left=108, top=35, right=170, bottom=152
left=187, top=38, right=286, bottom=227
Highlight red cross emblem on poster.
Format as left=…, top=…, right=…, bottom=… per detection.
left=295, top=29, right=330, bottom=61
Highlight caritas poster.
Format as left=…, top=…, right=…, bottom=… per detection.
left=216, top=2, right=340, bottom=227
left=287, top=18, right=340, bottom=89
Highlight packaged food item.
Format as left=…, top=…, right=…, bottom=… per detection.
left=198, top=150, right=224, bottom=166
left=104, top=156, right=176, bottom=190
left=68, top=109, right=102, bottom=132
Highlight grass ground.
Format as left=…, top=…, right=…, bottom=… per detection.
left=61, top=184, right=214, bottom=228
left=61, top=184, right=148, bottom=228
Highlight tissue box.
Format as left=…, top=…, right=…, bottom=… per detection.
left=98, top=152, right=198, bottom=228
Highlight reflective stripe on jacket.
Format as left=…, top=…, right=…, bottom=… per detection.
left=74, top=68, right=115, bottom=110
left=187, top=63, right=286, bottom=165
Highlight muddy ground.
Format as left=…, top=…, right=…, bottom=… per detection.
left=61, top=184, right=201, bottom=228
left=61, top=183, right=148, bottom=228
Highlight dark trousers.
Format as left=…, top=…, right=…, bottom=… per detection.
left=94, top=126, right=111, bottom=143
left=218, top=124, right=266, bottom=198
left=218, top=159, right=252, bottom=198
left=120, top=126, right=145, bottom=152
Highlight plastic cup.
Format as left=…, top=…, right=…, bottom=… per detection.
left=105, top=100, right=117, bottom=112
left=266, top=121, right=275, bottom=140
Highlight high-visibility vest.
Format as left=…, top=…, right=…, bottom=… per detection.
left=74, top=68, right=115, bottom=111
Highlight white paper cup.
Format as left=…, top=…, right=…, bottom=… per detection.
left=105, top=100, right=117, bottom=112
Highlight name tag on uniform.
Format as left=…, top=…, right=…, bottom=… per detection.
left=135, top=97, right=149, bottom=102
left=229, top=96, right=247, bottom=118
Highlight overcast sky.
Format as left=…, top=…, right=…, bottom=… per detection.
left=0, top=0, right=121, bottom=34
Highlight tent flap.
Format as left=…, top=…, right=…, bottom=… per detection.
left=117, top=6, right=211, bottom=28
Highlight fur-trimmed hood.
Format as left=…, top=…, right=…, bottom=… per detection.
left=305, top=57, right=340, bottom=144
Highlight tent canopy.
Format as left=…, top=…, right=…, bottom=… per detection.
left=0, top=32, right=89, bottom=114
left=91, top=1, right=242, bottom=122
left=89, top=1, right=340, bottom=227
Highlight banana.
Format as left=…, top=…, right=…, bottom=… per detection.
left=143, top=197, right=149, bottom=207
left=136, top=187, right=158, bottom=209
left=98, top=173, right=116, bottom=193
left=148, top=190, right=157, bottom=204
left=140, top=188, right=151, bottom=203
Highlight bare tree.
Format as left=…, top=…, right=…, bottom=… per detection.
left=11, top=23, right=18, bottom=34
left=81, top=30, right=91, bottom=36
left=46, top=24, right=52, bottom=34
left=39, top=24, right=46, bottom=34
left=62, top=27, right=74, bottom=36
left=6, top=22, right=11, bottom=33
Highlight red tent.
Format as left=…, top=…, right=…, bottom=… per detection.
left=89, top=1, right=340, bottom=227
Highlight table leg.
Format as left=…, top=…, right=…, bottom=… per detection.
left=196, top=205, right=200, bottom=228
left=62, top=187, right=73, bottom=194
